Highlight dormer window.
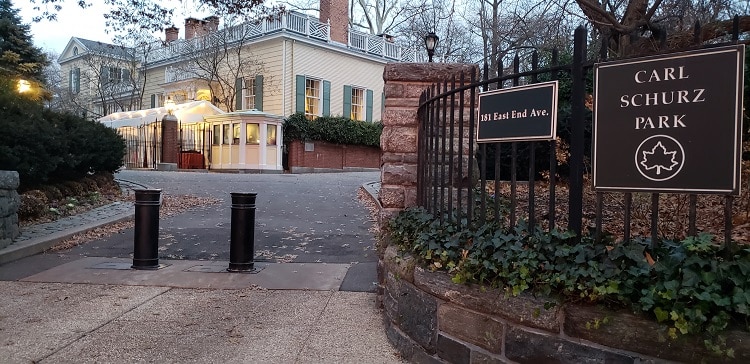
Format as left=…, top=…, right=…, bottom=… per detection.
left=73, top=47, right=78, bottom=55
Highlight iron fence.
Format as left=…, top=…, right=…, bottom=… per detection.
left=417, top=20, right=747, bottom=250
left=119, top=122, right=162, bottom=169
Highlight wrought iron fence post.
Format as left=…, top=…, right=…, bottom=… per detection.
left=568, top=26, right=587, bottom=238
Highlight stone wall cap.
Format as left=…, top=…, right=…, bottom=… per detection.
left=384, top=63, right=479, bottom=83
left=0, top=171, right=20, bottom=190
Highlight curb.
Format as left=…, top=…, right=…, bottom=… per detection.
left=0, top=178, right=151, bottom=266
left=0, top=210, right=134, bottom=265
left=361, top=181, right=382, bottom=210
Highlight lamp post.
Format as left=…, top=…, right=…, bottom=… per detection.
left=424, top=32, right=439, bottom=62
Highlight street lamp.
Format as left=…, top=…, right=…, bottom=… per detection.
left=424, top=32, right=439, bottom=62
left=17, top=79, right=31, bottom=93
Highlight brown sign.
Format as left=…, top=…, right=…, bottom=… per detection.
left=593, top=45, right=745, bottom=194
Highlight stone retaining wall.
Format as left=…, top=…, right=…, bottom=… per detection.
left=378, top=245, right=750, bottom=363
left=0, top=171, right=20, bottom=249
left=376, top=62, right=750, bottom=363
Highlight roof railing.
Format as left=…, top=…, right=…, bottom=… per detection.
left=144, top=12, right=418, bottom=64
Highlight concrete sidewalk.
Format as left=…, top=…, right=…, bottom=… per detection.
left=0, top=281, right=401, bottom=363
left=0, top=178, right=402, bottom=363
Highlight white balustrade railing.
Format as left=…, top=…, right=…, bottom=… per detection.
left=146, top=12, right=416, bottom=68
left=164, top=66, right=209, bottom=83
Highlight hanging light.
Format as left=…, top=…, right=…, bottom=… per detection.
left=165, top=96, right=176, bottom=115
left=424, top=32, right=439, bottom=62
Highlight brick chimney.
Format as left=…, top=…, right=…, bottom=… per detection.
left=165, top=26, right=179, bottom=42
left=319, top=0, right=349, bottom=44
left=204, top=16, right=220, bottom=33
left=185, top=17, right=202, bottom=40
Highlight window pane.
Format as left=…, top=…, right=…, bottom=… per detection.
left=232, top=123, right=240, bottom=144
left=244, top=78, right=255, bottom=110
left=305, top=78, right=320, bottom=119
left=223, top=124, right=231, bottom=145
left=351, top=87, right=364, bottom=121
left=213, top=125, right=221, bottom=145
left=267, top=125, right=277, bottom=146
left=246, top=123, right=260, bottom=144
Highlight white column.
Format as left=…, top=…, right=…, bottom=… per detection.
left=259, top=122, right=267, bottom=169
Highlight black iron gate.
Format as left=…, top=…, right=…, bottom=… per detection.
left=417, top=22, right=747, bottom=251
left=117, top=121, right=211, bottom=170
left=119, top=122, right=162, bottom=170
left=178, top=122, right=210, bottom=169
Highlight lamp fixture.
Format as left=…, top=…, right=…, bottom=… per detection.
left=165, top=96, right=176, bottom=115
left=17, top=79, right=31, bottom=93
left=424, top=32, right=439, bottom=63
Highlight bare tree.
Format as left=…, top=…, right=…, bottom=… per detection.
left=573, top=0, right=749, bottom=56
left=26, top=0, right=283, bottom=34
left=460, top=0, right=577, bottom=79
left=172, top=16, right=270, bottom=112
left=54, top=34, right=156, bottom=118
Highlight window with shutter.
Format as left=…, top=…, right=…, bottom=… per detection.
left=243, top=77, right=255, bottom=110
left=351, top=87, right=365, bottom=121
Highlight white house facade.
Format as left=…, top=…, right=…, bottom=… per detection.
left=57, top=0, right=421, bottom=122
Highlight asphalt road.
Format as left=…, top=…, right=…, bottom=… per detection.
left=4, top=171, right=382, bottom=291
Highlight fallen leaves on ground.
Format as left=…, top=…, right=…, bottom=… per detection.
left=47, top=194, right=221, bottom=252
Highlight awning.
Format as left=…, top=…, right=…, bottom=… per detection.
left=97, top=100, right=225, bottom=128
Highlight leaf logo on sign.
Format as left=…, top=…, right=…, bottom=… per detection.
left=640, top=141, right=679, bottom=176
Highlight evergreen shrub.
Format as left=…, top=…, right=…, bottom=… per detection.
left=282, top=112, right=382, bottom=147
left=0, top=78, right=125, bottom=190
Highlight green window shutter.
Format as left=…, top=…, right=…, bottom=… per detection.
left=150, top=94, right=156, bottom=108
left=254, top=75, right=264, bottom=111
left=295, top=75, right=305, bottom=113
left=69, top=69, right=73, bottom=92
left=74, top=68, right=80, bottom=93
left=343, top=85, right=352, bottom=119
left=100, top=66, right=109, bottom=86
left=122, top=69, right=130, bottom=83
left=322, top=80, right=331, bottom=116
left=366, top=89, right=374, bottom=122
left=235, top=77, right=243, bottom=110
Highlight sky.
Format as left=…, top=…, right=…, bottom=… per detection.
left=16, top=0, right=215, bottom=56
left=17, top=2, right=112, bottom=55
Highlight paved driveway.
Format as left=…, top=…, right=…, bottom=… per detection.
left=38, top=170, right=381, bottom=291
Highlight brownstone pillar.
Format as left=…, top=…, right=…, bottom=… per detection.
left=380, top=63, right=478, bottom=222
left=161, top=115, right=179, bottom=165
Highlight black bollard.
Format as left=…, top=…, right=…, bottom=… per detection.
left=132, top=189, right=162, bottom=270
left=228, top=192, right=257, bottom=272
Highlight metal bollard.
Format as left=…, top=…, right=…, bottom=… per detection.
left=132, top=189, right=162, bottom=270
left=228, top=192, right=257, bottom=272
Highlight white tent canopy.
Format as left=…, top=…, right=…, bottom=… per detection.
left=97, top=100, right=225, bottom=128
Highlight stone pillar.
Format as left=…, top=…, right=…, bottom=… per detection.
left=380, top=63, right=478, bottom=222
left=0, top=171, right=20, bottom=249
left=159, top=114, right=179, bottom=171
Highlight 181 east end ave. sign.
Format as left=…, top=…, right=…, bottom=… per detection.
left=593, top=45, right=745, bottom=194
left=477, top=81, right=558, bottom=142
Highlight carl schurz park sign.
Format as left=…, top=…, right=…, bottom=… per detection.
left=593, top=45, right=745, bottom=194
left=477, top=81, right=558, bottom=142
